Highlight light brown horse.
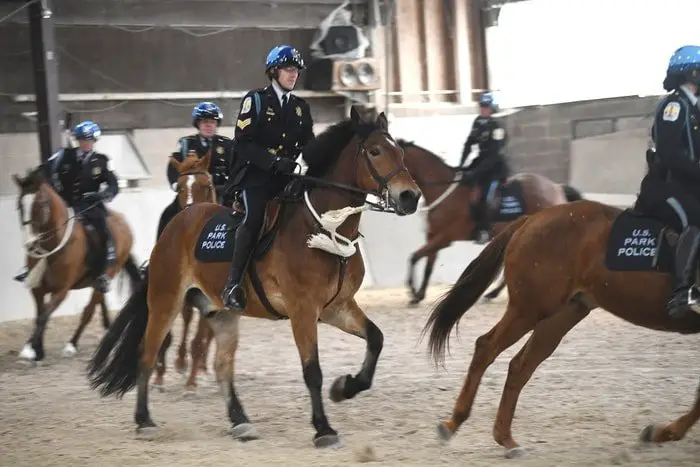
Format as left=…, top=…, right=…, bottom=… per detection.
left=152, top=150, right=217, bottom=394
left=87, top=107, right=422, bottom=448
left=422, top=199, right=700, bottom=458
left=398, top=140, right=583, bottom=305
left=12, top=167, right=142, bottom=362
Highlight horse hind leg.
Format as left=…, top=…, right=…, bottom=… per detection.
left=437, top=302, right=539, bottom=443
left=641, top=378, right=700, bottom=443
left=204, top=306, right=259, bottom=441
left=321, top=299, right=384, bottom=403
left=64, top=291, right=103, bottom=357
left=175, top=302, right=194, bottom=373
left=492, top=299, right=590, bottom=459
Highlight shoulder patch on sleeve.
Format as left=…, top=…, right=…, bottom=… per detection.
left=240, top=96, right=252, bottom=114
left=662, top=101, right=681, bottom=122
left=492, top=128, right=506, bottom=140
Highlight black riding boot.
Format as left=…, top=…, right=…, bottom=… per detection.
left=470, top=200, right=491, bottom=244
left=220, top=224, right=256, bottom=310
left=94, top=230, right=112, bottom=294
left=667, top=225, right=700, bottom=318
left=13, top=267, right=28, bottom=282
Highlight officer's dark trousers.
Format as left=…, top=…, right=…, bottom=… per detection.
left=81, top=203, right=110, bottom=275
left=636, top=177, right=700, bottom=232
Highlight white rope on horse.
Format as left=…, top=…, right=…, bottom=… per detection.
left=303, top=190, right=368, bottom=258
left=417, top=170, right=463, bottom=212
left=22, top=207, right=77, bottom=289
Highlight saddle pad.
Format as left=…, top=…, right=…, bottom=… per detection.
left=194, top=210, right=243, bottom=263
left=492, top=181, right=526, bottom=223
left=604, top=209, right=673, bottom=272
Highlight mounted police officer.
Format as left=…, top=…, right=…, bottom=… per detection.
left=13, top=121, right=119, bottom=292
left=157, top=102, right=235, bottom=238
left=634, top=45, right=700, bottom=319
left=458, top=91, right=510, bottom=244
left=220, top=44, right=315, bottom=310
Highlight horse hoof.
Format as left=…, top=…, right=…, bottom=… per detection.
left=151, top=383, right=165, bottom=393
left=231, top=423, right=260, bottom=442
left=314, top=433, right=342, bottom=449
left=505, top=447, right=526, bottom=459
left=181, top=388, right=197, bottom=399
left=61, top=343, right=77, bottom=357
left=437, top=422, right=454, bottom=442
left=18, top=344, right=37, bottom=361
left=639, top=425, right=655, bottom=442
left=329, top=375, right=349, bottom=403
left=136, top=426, right=159, bottom=440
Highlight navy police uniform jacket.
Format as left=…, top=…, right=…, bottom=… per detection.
left=168, top=134, right=235, bottom=193
left=229, top=85, right=314, bottom=188
left=648, top=89, right=700, bottom=188
left=44, top=147, right=119, bottom=207
left=459, top=115, right=509, bottom=181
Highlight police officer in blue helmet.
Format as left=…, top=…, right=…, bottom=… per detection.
left=634, top=45, right=700, bottom=318
left=13, top=120, right=120, bottom=291
left=458, top=91, right=510, bottom=244
left=220, top=44, right=315, bottom=310
left=157, top=101, right=234, bottom=239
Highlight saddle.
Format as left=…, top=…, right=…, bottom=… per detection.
left=604, top=208, right=678, bottom=272
left=480, top=179, right=526, bottom=223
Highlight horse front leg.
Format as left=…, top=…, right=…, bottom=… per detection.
left=321, top=299, right=383, bottom=402
left=20, top=287, right=69, bottom=362
left=641, top=379, right=700, bottom=443
left=290, top=305, right=340, bottom=448
left=407, top=234, right=451, bottom=305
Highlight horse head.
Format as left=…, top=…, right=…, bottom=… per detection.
left=348, top=105, right=422, bottom=215
left=13, top=166, right=64, bottom=233
left=168, top=149, right=216, bottom=208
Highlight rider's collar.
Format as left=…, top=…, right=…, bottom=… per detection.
left=271, top=80, right=291, bottom=106
left=680, top=84, right=699, bottom=106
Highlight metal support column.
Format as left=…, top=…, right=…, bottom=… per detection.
left=28, top=0, right=61, bottom=162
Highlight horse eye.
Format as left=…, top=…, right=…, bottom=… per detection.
left=369, top=148, right=380, bottom=157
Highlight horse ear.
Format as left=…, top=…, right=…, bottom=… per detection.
left=12, top=174, right=23, bottom=187
left=375, top=111, right=388, bottom=130
left=198, top=149, right=212, bottom=171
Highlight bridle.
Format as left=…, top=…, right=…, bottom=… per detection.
left=176, top=169, right=215, bottom=208
left=296, top=130, right=408, bottom=213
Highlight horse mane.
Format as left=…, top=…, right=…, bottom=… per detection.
left=396, top=138, right=456, bottom=171
left=303, top=118, right=379, bottom=178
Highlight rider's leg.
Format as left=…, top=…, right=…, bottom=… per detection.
left=220, top=186, right=267, bottom=310
left=638, top=181, right=700, bottom=318
left=91, top=208, right=111, bottom=293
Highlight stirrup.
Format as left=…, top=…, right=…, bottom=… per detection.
left=687, top=288, right=700, bottom=314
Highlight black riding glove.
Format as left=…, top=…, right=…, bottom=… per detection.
left=273, top=157, right=296, bottom=175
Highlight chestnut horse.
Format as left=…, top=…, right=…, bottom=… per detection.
left=153, top=150, right=217, bottom=393
left=398, top=140, right=583, bottom=304
left=12, top=167, right=142, bottom=362
left=87, top=107, right=422, bottom=448
left=423, top=199, right=700, bottom=458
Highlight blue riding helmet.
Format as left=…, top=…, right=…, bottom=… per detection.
left=478, top=92, right=499, bottom=112
left=265, top=45, right=306, bottom=72
left=72, top=121, right=101, bottom=140
left=666, top=45, right=700, bottom=86
left=191, top=102, right=223, bottom=127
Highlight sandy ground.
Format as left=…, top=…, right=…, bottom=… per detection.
left=0, top=286, right=699, bottom=467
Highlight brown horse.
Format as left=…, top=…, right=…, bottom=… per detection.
left=12, top=167, right=142, bottom=362
left=87, top=107, right=422, bottom=448
left=152, top=150, right=217, bottom=393
left=422, top=199, right=700, bottom=458
left=398, top=140, right=583, bottom=305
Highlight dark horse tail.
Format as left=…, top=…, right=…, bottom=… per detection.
left=117, top=253, right=144, bottom=296
left=422, top=216, right=530, bottom=366
left=562, top=184, right=584, bottom=202
left=87, top=265, right=149, bottom=398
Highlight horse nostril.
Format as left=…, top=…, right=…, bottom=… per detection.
left=399, top=190, right=420, bottom=211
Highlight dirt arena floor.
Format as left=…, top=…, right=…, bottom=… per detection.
left=1, top=286, right=699, bottom=466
